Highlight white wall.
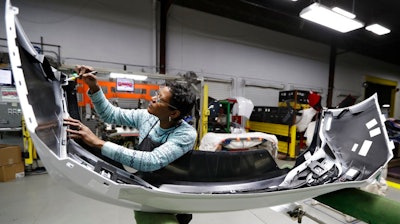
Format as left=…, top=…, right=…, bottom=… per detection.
left=2, top=0, right=156, bottom=72
left=1, top=0, right=399, bottom=117
left=167, top=6, right=331, bottom=106
left=335, top=53, right=400, bottom=109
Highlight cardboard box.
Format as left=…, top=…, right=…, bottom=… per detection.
left=0, top=144, right=24, bottom=182
left=0, top=162, right=24, bottom=182
left=0, top=144, right=23, bottom=166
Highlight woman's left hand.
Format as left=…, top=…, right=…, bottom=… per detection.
left=64, top=117, right=105, bottom=149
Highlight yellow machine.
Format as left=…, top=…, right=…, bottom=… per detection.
left=22, top=116, right=37, bottom=165
left=198, top=84, right=209, bottom=144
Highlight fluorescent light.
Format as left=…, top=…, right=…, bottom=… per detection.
left=365, top=24, right=391, bottom=35
left=110, top=72, right=148, bottom=81
left=300, top=3, right=364, bottom=33
left=332, top=7, right=356, bottom=19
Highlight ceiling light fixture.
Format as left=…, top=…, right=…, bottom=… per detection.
left=365, top=24, right=391, bottom=35
left=110, top=72, right=148, bottom=81
left=331, top=7, right=356, bottom=19
left=300, top=3, right=364, bottom=33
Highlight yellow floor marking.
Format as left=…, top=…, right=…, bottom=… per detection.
left=387, top=180, right=400, bottom=190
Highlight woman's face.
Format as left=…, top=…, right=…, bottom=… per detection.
left=148, top=86, right=176, bottom=119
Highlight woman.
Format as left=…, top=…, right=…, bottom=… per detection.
left=64, top=65, right=196, bottom=224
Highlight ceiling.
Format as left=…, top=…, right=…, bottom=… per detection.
left=173, top=0, right=400, bottom=67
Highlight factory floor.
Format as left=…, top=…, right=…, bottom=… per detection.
left=1, top=132, right=400, bottom=224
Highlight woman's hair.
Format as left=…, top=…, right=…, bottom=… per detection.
left=166, top=80, right=196, bottom=120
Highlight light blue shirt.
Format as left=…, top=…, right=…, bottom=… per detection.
left=89, top=90, right=197, bottom=172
